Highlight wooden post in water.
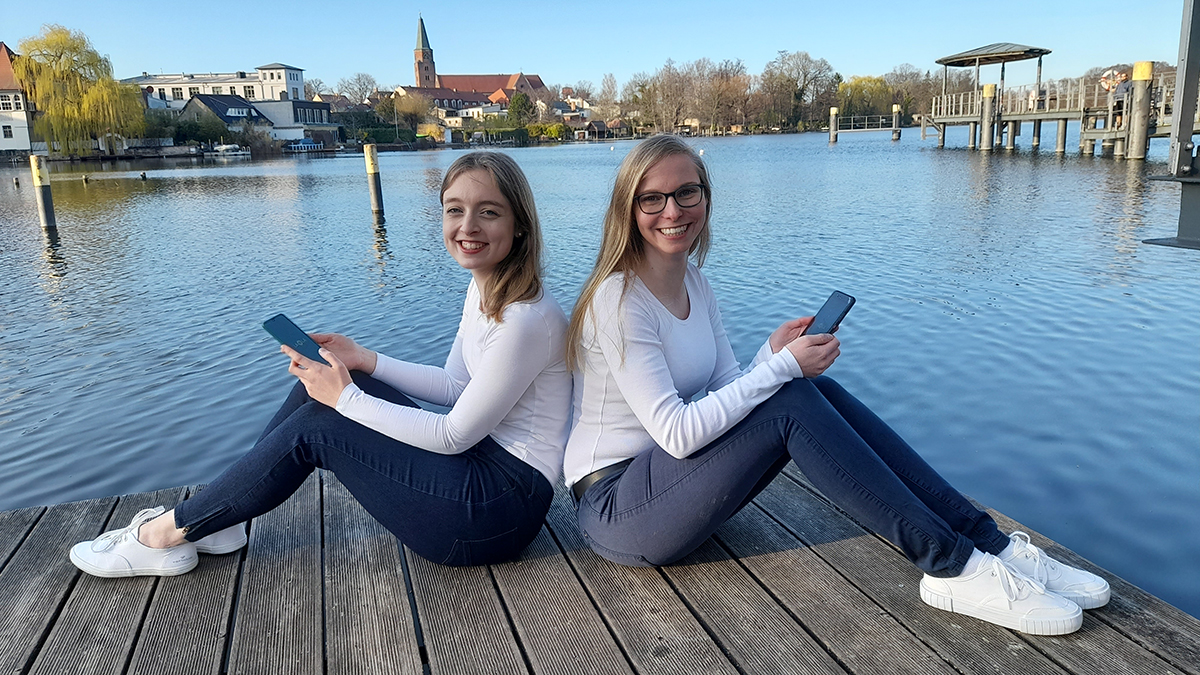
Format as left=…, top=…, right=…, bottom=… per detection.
left=828, top=107, right=839, bottom=143
left=1127, top=61, right=1154, bottom=160
left=364, top=144, right=384, bottom=222
left=30, top=155, right=55, bottom=230
left=980, top=85, right=995, bottom=151
left=968, top=121, right=978, bottom=149
left=891, top=104, right=901, bottom=141
left=1056, top=119, right=1068, bottom=153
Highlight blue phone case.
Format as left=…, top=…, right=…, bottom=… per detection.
left=263, top=313, right=329, bottom=365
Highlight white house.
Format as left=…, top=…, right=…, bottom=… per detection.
left=253, top=100, right=337, bottom=143
left=122, top=63, right=305, bottom=110
left=0, top=42, right=33, bottom=156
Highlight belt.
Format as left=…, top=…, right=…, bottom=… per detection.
left=571, top=458, right=634, bottom=503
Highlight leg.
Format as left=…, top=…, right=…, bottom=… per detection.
left=809, top=376, right=1009, bottom=556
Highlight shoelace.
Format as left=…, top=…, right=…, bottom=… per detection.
left=89, top=507, right=164, bottom=553
left=1009, top=531, right=1058, bottom=585
left=989, top=555, right=1047, bottom=602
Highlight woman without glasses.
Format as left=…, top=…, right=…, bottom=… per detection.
left=564, top=135, right=1108, bottom=636
left=71, top=152, right=571, bottom=574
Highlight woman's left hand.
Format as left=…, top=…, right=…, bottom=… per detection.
left=769, top=316, right=813, bottom=353
left=282, top=345, right=353, bottom=408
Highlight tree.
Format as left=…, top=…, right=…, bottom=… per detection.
left=395, top=93, right=430, bottom=130
left=337, top=72, right=378, bottom=104
left=304, top=77, right=326, bottom=100
left=594, top=73, right=619, bottom=121
left=760, top=51, right=834, bottom=127
left=507, top=91, right=534, bottom=126
left=572, top=80, right=595, bottom=101
left=838, top=75, right=893, bottom=116
left=14, top=25, right=145, bottom=156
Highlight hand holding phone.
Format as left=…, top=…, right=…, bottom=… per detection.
left=803, top=291, right=855, bottom=336
left=263, top=313, right=329, bottom=366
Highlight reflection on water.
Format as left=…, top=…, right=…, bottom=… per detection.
left=0, top=135, right=1197, bottom=619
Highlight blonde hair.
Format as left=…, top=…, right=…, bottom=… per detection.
left=441, top=152, right=544, bottom=322
left=565, top=135, right=712, bottom=367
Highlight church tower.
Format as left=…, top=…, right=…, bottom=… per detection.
left=414, top=16, right=436, bottom=88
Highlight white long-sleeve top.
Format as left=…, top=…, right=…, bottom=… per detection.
left=564, top=265, right=805, bottom=487
left=336, top=280, right=571, bottom=484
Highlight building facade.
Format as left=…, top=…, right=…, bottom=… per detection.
left=122, top=63, right=305, bottom=110
left=0, top=42, right=33, bottom=156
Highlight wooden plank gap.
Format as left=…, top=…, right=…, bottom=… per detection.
left=541, top=521, right=639, bottom=673
left=397, top=543, right=431, bottom=675
left=0, top=506, right=46, bottom=575
left=486, top=565, right=536, bottom=675
left=652, top=567, right=750, bottom=675
left=116, top=576, right=161, bottom=675
left=319, top=471, right=330, bottom=675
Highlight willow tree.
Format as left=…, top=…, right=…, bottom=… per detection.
left=14, top=25, right=145, bottom=156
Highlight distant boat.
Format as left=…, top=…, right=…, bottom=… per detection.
left=213, top=144, right=249, bottom=156
left=283, top=139, right=328, bottom=153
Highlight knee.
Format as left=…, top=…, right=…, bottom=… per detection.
left=810, top=375, right=843, bottom=396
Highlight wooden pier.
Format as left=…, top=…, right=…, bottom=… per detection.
left=2, top=467, right=1198, bottom=675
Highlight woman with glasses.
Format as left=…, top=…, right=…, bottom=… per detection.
left=563, top=135, right=1107, bottom=636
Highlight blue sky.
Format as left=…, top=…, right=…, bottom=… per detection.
left=4, top=0, right=1186, bottom=92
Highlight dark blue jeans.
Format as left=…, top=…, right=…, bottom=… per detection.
left=576, top=376, right=1010, bottom=577
left=174, top=372, right=553, bottom=566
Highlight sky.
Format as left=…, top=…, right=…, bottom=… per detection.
left=3, top=0, right=1187, bottom=93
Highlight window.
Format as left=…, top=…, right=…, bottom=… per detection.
left=172, top=87, right=183, bottom=100
left=269, top=72, right=275, bottom=80
left=292, top=88, right=298, bottom=100
left=212, top=86, right=223, bottom=95
left=13, top=95, right=21, bottom=110
left=2, top=125, right=12, bottom=139
left=244, top=86, right=255, bottom=99
left=0, top=95, right=10, bottom=111
left=188, top=87, right=199, bottom=97
left=158, top=90, right=166, bottom=100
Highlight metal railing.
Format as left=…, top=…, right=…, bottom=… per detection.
left=837, top=115, right=895, bottom=131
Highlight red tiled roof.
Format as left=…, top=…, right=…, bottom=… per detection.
left=0, top=42, right=23, bottom=91
left=436, top=73, right=547, bottom=95
left=488, top=89, right=511, bottom=104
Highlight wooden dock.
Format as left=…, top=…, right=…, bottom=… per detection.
left=2, top=466, right=1197, bottom=675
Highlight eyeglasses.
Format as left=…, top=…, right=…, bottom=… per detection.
left=634, top=183, right=707, bottom=214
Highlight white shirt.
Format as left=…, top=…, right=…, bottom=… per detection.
left=564, top=265, right=804, bottom=487
left=336, top=280, right=571, bottom=484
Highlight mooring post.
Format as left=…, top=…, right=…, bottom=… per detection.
left=1032, top=120, right=1042, bottom=148
left=980, top=84, right=996, bottom=151
left=1127, top=61, right=1154, bottom=160
left=1005, top=121, right=1017, bottom=150
left=1056, top=119, right=1068, bottom=153
left=829, top=107, right=839, bottom=143
left=891, top=104, right=901, bottom=141
left=364, top=144, right=384, bottom=222
left=30, top=155, right=56, bottom=230
left=968, top=121, right=978, bottom=149
left=937, top=124, right=946, bottom=148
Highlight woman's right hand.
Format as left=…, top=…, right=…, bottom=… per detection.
left=784, top=333, right=840, bottom=378
left=310, top=333, right=378, bottom=374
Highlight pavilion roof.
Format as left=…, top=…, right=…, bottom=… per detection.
left=936, top=43, right=1051, bottom=67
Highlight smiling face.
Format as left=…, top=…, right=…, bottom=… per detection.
left=633, top=153, right=708, bottom=263
left=442, top=168, right=516, bottom=283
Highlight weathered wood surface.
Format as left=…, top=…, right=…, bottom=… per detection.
left=0, top=468, right=1197, bottom=675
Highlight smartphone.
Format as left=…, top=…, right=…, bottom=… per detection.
left=804, top=291, right=855, bottom=336
left=262, top=313, right=328, bottom=365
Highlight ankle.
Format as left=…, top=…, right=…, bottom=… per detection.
left=138, top=512, right=187, bottom=549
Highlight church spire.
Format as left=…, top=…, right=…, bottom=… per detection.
left=416, top=15, right=431, bottom=51
left=414, top=15, right=436, bottom=88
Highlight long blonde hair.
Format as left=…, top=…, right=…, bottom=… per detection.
left=441, top=152, right=544, bottom=322
left=565, top=135, right=712, bottom=367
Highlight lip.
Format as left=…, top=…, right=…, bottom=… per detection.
left=455, top=240, right=488, bottom=253
left=655, top=223, right=692, bottom=240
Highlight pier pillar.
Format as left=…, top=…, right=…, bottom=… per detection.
left=30, top=155, right=55, bottom=230
left=1101, top=138, right=1115, bottom=157
left=364, top=144, right=384, bottom=223
left=1005, top=122, right=1016, bottom=150
left=891, top=104, right=901, bottom=141
left=1114, top=138, right=1126, bottom=157
left=1032, top=120, right=1041, bottom=148
left=829, top=107, right=839, bottom=143
left=938, top=125, right=946, bottom=148
left=1056, top=119, right=1068, bottom=153
left=980, top=84, right=996, bottom=151
left=1127, top=61, right=1154, bottom=160
left=968, top=121, right=978, bottom=149
left=1082, top=117, right=1097, bottom=155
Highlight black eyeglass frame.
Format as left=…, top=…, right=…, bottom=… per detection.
left=633, top=183, right=709, bottom=214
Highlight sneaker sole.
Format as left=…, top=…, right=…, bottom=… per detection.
left=1059, top=586, right=1110, bottom=610
left=194, top=538, right=247, bottom=555
left=70, top=548, right=198, bottom=578
left=920, top=581, right=1083, bottom=635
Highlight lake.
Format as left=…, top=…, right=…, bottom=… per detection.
left=1, top=128, right=1197, bottom=617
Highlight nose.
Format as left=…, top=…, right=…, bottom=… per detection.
left=660, top=196, right=684, bottom=220
left=459, top=212, right=482, bottom=233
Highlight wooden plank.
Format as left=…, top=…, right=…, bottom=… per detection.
left=755, top=476, right=1071, bottom=675
left=0, top=496, right=116, bottom=675
left=491, top=525, right=634, bottom=675
left=982, top=507, right=1200, bottom=675
left=127, top=485, right=242, bottom=675
left=0, top=505, right=43, bottom=574
left=405, top=546, right=526, bottom=675
left=323, top=473, right=423, bottom=675
left=28, top=487, right=187, bottom=675
left=544, top=489, right=739, bottom=675
left=662, top=537, right=846, bottom=675
left=714, top=503, right=958, bottom=675
left=226, top=472, right=323, bottom=675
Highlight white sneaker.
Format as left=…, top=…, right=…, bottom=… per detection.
left=920, top=553, right=1083, bottom=635
left=69, top=507, right=198, bottom=578
left=1001, top=531, right=1110, bottom=609
left=194, top=523, right=248, bottom=555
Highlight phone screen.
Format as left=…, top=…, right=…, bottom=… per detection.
left=262, top=313, right=328, bottom=365
left=805, top=291, right=856, bottom=336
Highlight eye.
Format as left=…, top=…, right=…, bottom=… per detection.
left=482, top=209, right=500, bottom=217
left=445, top=206, right=463, bottom=215
left=639, top=194, right=665, bottom=207
left=677, top=186, right=701, bottom=199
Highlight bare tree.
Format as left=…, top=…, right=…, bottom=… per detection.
left=304, top=78, right=326, bottom=100
left=761, top=51, right=834, bottom=127
left=337, top=73, right=379, bottom=104
left=595, top=73, right=619, bottom=121
left=620, top=72, right=651, bottom=123
left=573, top=80, right=595, bottom=101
